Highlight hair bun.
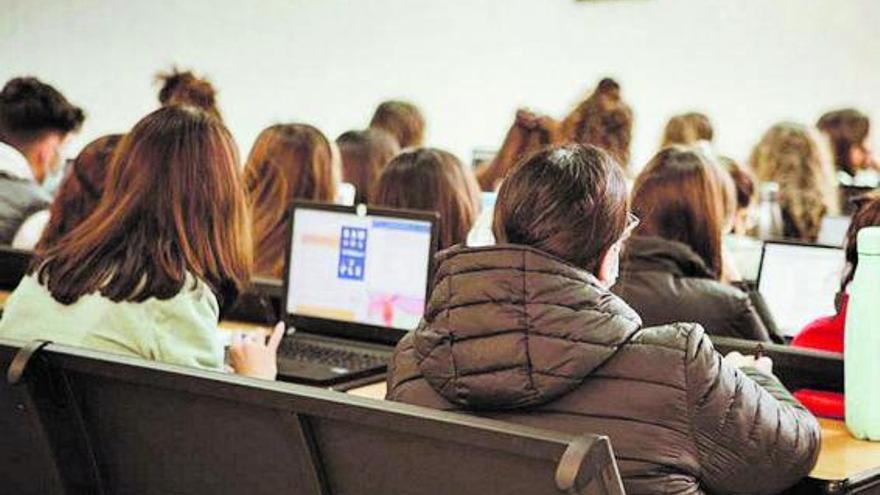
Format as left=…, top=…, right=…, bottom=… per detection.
left=156, top=68, right=216, bottom=108
left=597, top=78, right=621, bottom=98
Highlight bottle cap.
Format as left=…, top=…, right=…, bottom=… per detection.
left=857, top=227, right=880, bottom=256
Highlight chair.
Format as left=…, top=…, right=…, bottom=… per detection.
left=0, top=337, right=626, bottom=494
left=0, top=246, right=30, bottom=291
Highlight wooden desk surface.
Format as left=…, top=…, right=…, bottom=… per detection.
left=347, top=381, right=880, bottom=484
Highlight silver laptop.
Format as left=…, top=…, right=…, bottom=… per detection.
left=757, top=241, right=844, bottom=338
left=278, top=202, right=438, bottom=386
left=818, top=216, right=851, bottom=247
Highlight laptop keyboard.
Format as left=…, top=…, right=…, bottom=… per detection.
left=279, top=339, right=388, bottom=372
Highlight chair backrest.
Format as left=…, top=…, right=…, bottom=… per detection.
left=0, top=246, right=30, bottom=291
left=0, top=338, right=625, bottom=495
left=710, top=336, right=843, bottom=393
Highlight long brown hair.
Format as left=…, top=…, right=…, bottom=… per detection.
left=560, top=78, right=633, bottom=170
left=34, top=105, right=252, bottom=304
left=493, top=144, right=629, bottom=275
left=750, top=122, right=839, bottom=242
left=632, top=146, right=726, bottom=277
left=841, top=192, right=880, bottom=291
left=475, top=109, right=557, bottom=191
left=37, top=134, right=123, bottom=249
left=817, top=108, right=870, bottom=176
left=369, top=100, right=425, bottom=149
left=336, top=129, right=399, bottom=204
left=245, top=123, right=337, bottom=277
left=372, top=148, right=478, bottom=250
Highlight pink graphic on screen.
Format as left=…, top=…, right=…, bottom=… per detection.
left=368, top=294, right=425, bottom=328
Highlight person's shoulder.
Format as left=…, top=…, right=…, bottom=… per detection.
left=626, top=322, right=708, bottom=356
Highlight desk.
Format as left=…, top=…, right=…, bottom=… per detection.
left=347, top=381, right=880, bottom=493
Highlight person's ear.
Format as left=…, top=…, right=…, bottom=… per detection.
left=27, top=132, right=64, bottom=183
left=597, top=243, right=621, bottom=288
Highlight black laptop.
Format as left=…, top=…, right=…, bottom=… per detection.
left=275, top=202, right=438, bottom=387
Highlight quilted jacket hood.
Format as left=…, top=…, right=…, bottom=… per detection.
left=411, top=244, right=642, bottom=410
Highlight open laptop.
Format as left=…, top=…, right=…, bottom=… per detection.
left=277, top=202, right=439, bottom=386
left=757, top=241, right=844, bottom=338
left=818, top=216, right=851, bottom=247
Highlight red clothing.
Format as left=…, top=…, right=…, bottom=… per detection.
left=790, top=295, right=847, bottom=419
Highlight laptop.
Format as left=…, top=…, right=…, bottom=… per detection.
left=757, top=241, right=844, bottom=338
left=818, top=216, right=851, bottom=247
left=277, top=202, right=439, bottom=386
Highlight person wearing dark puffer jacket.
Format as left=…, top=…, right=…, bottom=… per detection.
left=613, top=146, right=775, bottom=342
left=387, top=144, right=820, bottom=494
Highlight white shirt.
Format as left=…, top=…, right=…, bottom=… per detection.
left=0, top=141, right=35, bottom=181
left=0, top=140, right=49, bottom=248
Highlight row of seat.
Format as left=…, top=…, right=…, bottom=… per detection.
left=0, top=337, right=625, bottom=495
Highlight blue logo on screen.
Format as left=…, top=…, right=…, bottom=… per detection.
left=338, top=227, right=368, bottom=281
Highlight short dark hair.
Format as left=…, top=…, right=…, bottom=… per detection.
left=493, top=144, right=629, bottom=275
left=0, top=77, right=85, bottom=145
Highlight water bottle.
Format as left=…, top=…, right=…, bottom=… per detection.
left=757, top=182, right=784, bottom=240
left=845, top=226, right=880, bottom=441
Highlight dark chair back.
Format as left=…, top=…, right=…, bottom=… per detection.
left=0, top=338, right=625, bottom=495
left=0, top=246, right=30, bottom=291
left=710, top=336, right=843, bottom=393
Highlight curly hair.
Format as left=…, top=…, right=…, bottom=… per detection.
left=560, top=78, right=633, bottom=171
left=749, top=123, right=839, bottom=242
left=0, top=77, right=84, bottom=144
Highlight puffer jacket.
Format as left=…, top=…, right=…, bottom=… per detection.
left=387, top=244, right=820, bottom=494
left=614, top=236, right=773, bottom=342
left=0, top=172, right=50, bottom=245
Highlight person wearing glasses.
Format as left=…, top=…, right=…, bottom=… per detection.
left=386, top=144, right=819, bottom=493
left=613, top=146, right=775, bottom=342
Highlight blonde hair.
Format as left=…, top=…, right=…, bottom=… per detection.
left=661, top=112, right=713, bottom=148
left=749, top=123, right=839, bottom=241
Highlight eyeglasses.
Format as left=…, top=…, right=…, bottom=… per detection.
left=622, top=212, right=640, bottom=238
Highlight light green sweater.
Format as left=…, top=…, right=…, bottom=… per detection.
left=0, top=275, right=224, bottom=370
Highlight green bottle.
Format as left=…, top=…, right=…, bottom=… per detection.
left=846, top=226, right=880, bottom=440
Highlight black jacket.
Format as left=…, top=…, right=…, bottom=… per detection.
left=388, top=244, right=820, bottom=494
left=614, top=236, right=773, bottom=342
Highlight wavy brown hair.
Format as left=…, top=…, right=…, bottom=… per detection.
left=336, top=128, right=399, bottom=204
left=475, top=109, right=558, bottom=191
left=632, top=146, right=727, bottom=277
left=560, top=78, right=633, bottom=170
left=245, top=123, right=337, bottom=277
left=34, top=106, right=252, bottom=305
left=369, top=100, right=425, bottom=149
left=37, top=134, right=123, bottom=249
left=372, top=148, right=479, bottom=250
left=156, top=68, right=222, bottom=121
left=750, top=123, right=839, bottom=242
left=661, top=112, right=713, bottom=148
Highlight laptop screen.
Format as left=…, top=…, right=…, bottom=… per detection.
left=817, top=216, right=851, bottom=247
left=757, top=242, right=844, bottom=337
left=286, top=205, right=435, bottom=332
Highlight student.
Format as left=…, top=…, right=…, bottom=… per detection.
left=613, top=146, right=773, bottom=341
left=387, top=144, right=819, bottom=493
left=156, top=68, right=223, bottom=121
left=750, top=122, right=839, bottom=242
left=559, top=78, right=633, bottom=172
left=244, top=123, right=337, bottom=278
left=817, top=108, right=875, bottom=179
left=0, top=106, right=281, bottom=379
left=369, top=100, right=425, bottom=149
left=720, top=156, right=764, bottom=281
left=336, top=128, right=399, bottom=204
left=661, top=112, right=714, bottom=148
left=792, top=192, right=880, bottom=418
left=474, top=109, right=557, bottom=191
left=12, top=134, right=123, bottom=249
left=0, top=77, right=84, bottom=245
left=372, top=148, right=479, bottom=250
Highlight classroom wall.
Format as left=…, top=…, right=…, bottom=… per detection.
left=1, top=0, right=878, bottom=169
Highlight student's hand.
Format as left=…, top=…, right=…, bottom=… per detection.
left=228, top=322, right=285, bottom=380
left=724, top=351, right=774, bottom=376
